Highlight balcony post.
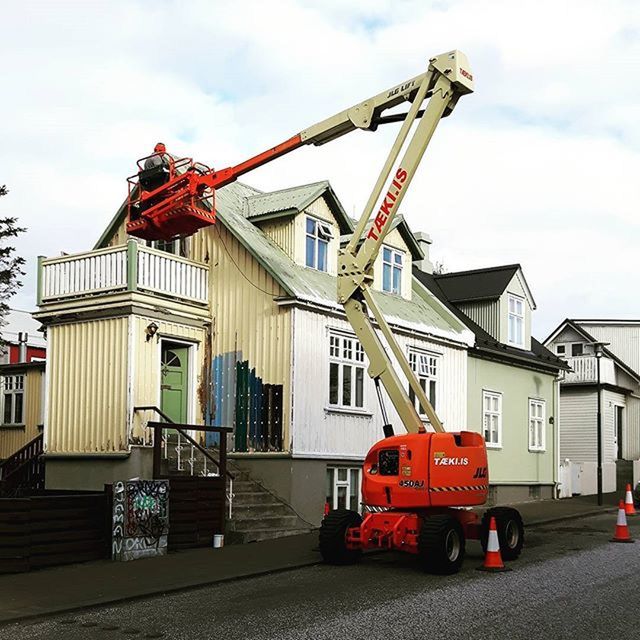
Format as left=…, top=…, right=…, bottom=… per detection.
left=36, top=256, right=45, bottom=306
left=127, top=239, right=138, bottom=292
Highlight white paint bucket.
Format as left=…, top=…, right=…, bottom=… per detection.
left=213, top=534, right=224, bottom=548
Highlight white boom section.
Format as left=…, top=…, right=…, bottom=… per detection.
left=335, top=50, right=474, bottom=435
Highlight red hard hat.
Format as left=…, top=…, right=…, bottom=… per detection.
left=154, top=142, right=166, bottom=153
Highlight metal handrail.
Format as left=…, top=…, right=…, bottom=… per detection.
left=133, top=406, right=235, bottom=481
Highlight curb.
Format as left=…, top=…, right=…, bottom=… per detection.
left=0, top=559, right=323, bottom=628
left=526, top=507, right=618, bottom=528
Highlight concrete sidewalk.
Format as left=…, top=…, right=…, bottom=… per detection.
left=0, top=492, right=621, bottom=626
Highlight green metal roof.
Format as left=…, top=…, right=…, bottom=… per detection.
left=215, top=183, right=472, bottom=345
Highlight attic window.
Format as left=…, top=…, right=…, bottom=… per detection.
left=306, top=217, right=330, bottom=272
left=507, top=294, right=525, bottom=348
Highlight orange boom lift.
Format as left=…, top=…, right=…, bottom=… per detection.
left=126, top=51, right=524, bottom=574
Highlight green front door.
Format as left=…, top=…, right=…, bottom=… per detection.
left=161, top=344, right=189, bottom=425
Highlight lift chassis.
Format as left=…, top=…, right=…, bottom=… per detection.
left=126, top=50, right=524, bottom=574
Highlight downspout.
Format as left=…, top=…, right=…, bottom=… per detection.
left=553, top=370, right=564, bottom=499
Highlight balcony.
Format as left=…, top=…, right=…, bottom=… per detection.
left=36, top=241, right=209, bottom=317
left=563, top=355, right=616, bottom=385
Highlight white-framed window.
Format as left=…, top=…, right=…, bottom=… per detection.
left=326, top=466, right=362, bottom=512
left=529, top=399, right=546, bottom=451
left=555, top=344, right=566, bottom=356
left=483, top=390, right=502, bottom=448
left=507, top=294, right=525, bottom=347
left=305, top=216, right=332, bottom=272
left=329, top=332, right=365, bottom=410
left=382, top=246, right=403, bottom=294
left=2, top=374, right=25, bottom=425
left=408, top=349, right=438, bottom=417
left=571, top=343, right=583, bottom=357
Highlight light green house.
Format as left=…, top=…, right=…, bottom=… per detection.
left=414, top=257, right=569, bottom=503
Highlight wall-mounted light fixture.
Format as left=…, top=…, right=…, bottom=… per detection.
left=145, top=322, right=159, bottom=342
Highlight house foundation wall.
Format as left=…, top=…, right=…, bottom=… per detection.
left=45, top=447, right=154, bottom=491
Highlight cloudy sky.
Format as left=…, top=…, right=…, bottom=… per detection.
left=1, top=0, right=638, bottom=338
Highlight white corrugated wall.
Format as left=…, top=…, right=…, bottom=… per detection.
left=560, top=388, right=597, bottom=462
left=627, top=395, right=640, bottom=459
left=291, top=308, right=467, bottom=459
left=581, top=324, right=640, bottom=373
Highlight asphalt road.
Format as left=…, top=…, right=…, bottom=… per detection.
left=5, top=511, right=640, bottom=640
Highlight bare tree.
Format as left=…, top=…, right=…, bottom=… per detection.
left=0, top=185, right=26, bottom=350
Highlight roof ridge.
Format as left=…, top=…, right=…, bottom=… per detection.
left=434, top=264, right=521, bottom=279
left=244, top=180, right=329, bottom=201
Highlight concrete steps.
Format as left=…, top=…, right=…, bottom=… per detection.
left=226, top=461, right=315, bottom=544
left=161, top=441, right=316, bottom=544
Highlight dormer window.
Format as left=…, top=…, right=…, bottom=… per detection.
left=507, top=294, right=525, bottom=348
left=382, top=247, right=403, bottom=295
left=305, top=217, right=332, bottom=272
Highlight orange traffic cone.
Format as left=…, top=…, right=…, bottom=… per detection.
left=478, top=516, right=511, bottom=572
left=624, top=484, right=636, bottom=516
left=611, top=499, right=634, bottom=543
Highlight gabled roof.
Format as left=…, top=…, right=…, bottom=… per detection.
left=243, top=181, right=353, bottom=233
left=415, top=268, right=567, bottom=373
left=544, top=319, right=640, bottom=383
left=213, top=183, right=472, bottom=345
left=341, top=215, right=424, bottom=261
left=433, top=264, right=536, bottom=309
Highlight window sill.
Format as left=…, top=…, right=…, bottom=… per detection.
left=324, top=406, right=373, bottom=418
left=485, top=443, right=502, bottom=450
left=528, top=447, right=546, bottom=453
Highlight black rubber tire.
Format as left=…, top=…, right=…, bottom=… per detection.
left=418, top=515, right=466, bottom=575
left=481, top=507, right=525, bottom=561
left=319, top=509, right=363, bottom=565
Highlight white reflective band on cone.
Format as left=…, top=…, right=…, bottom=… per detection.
left=487, top=527, right=500, bottom=553
left=626, top=490, right=633, bottom=503
left=617, top=508, right=627, bottom=526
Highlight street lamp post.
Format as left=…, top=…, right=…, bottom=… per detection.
left=590, top=341, right=610, bottom=507
left=595, top=346, right=603, bottom=505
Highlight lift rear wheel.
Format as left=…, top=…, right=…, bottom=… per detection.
left=418, top=515, right=465, bottom=575
left=319, top=509, right=362, bottom=565
left=481, top=507, right=524, bottom=561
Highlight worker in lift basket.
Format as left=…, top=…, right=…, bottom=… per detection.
left=144, top=142, right=170, bottom=170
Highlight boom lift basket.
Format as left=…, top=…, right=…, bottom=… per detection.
left=126, top=154, right=216, bottom=241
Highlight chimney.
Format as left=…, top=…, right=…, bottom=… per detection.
left=17, top=332, right=28, bottom=364
left=413, top=232, right=434, bottom=274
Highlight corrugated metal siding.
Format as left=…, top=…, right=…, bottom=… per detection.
left=47, top=318, right=128, bottom=453
left=258, top=218, right=295, bottom=257
left=291, top=308, right=467, bottom=459
left=190, top=224, right=292, bottom=449
left=581, top=324, right=640, bottom=373
left=560, top=388, right=597, bottom=462
left=458, top=300, right=499, bottom=339
left=626, top=395, right=640, bottom=459
left=0, top=368, right=43, bottom=459
left=130, top=316, right=206, bottom=444
left=604, top=389, right=625, bottom=462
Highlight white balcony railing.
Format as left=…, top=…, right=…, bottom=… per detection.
left=38, top=241, right=209, bottom=306
left=563, top=355, right=616, bottom=385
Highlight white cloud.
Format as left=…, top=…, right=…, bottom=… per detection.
left=1, top=0, right=639, bottom=337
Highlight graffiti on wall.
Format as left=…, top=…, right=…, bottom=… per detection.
left=112, top=480, right=169, bottom=562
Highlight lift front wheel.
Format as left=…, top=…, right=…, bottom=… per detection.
left=319, top=509, right=362, bottom=565
left=418, top=515, right=466, bottom=575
